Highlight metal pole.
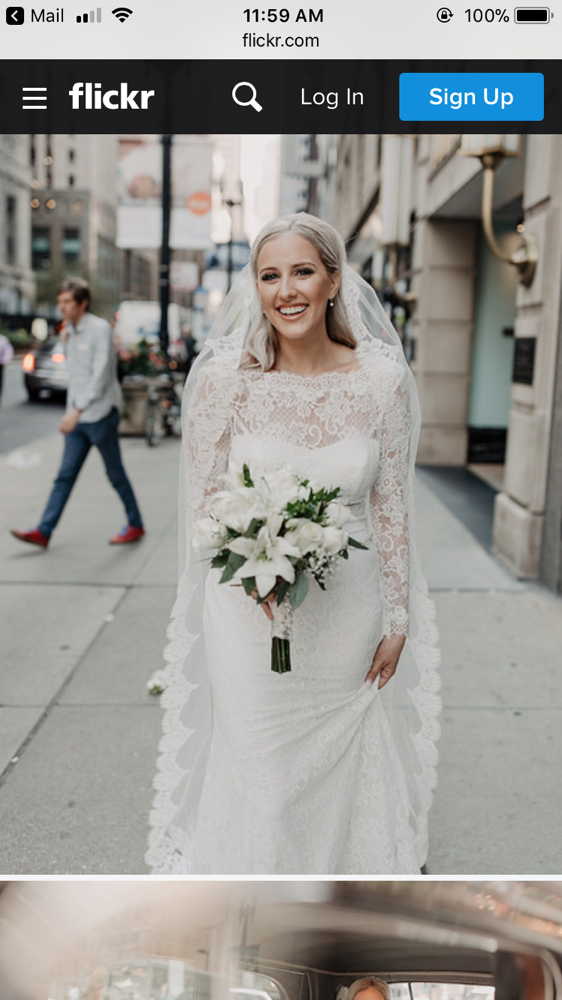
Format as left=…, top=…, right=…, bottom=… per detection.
left=159, top=133, right=172, bottom=353
left=227, top=234, right=233, bottom=293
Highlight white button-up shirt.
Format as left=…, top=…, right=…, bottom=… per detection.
left=66, top=312, right=122, bottom=423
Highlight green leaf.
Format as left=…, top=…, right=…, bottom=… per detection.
left=242, top=463, right=254, bottom=488
left=276, top=579, right=290, bottom=605
left=348, top=536, right=369, bottom=550
left=289, top=573, right=309, bottom=608
left=220, top=550, right=246, bottom=584
left=242, top=576, right=256, bottom=595
left=244, top=517, right=263, bottom=538
left=211, top=550, right=229, bottom=569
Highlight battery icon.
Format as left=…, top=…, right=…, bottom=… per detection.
left=514, top=7, right=551, bottom=21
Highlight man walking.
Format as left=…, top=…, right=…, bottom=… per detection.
left=11, top=278, right=145, bottom=549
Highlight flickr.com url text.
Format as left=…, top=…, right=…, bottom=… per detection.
left=242, top=32, right=320, bottom=46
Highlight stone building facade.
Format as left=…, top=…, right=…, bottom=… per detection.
left=330, top=133, right=562, bottom=592
left=0, top=135, right=35, bottom=324
left=29, top=134, right=121, bottom=317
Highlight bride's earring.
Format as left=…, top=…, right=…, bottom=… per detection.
left=328, top=299, right=334, bottom=307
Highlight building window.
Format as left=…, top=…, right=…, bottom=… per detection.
left=6, top=196, right=17, bottom=265
left=62, top=228, right=81, bottom=264
left=68, top=175, right=75, bottom=188
left=32, top=227, right=51, bottom=270
left=68, top=149, right=75, bottom=162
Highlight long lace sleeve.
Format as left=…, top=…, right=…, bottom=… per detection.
left=185, top=360, right=233, bottom=519
left=370, top=364, right=411, bottom=638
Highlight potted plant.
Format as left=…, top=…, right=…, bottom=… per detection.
left=118, top=338, right=169, bottom=435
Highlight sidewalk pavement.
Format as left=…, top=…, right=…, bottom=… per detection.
left=1, top=431, right=561, bottom=874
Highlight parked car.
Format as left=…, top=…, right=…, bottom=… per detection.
left=22, top=336, right=68, bottom=400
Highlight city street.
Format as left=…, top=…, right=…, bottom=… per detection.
left=1, top=375, right=562, bottom=874
left=0, top=361, right=64, bottom=454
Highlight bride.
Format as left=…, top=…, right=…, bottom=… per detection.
left=146, top=212, right=441, bottom=875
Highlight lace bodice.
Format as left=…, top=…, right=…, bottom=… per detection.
left=186, top=341, right=411, bottom=637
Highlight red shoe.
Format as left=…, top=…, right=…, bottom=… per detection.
left=10, top=528, right=49, bottom=548
left=109, top=525, right=145, bottom=545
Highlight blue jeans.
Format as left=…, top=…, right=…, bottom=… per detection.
left=39, top=407, right=143, bottom=538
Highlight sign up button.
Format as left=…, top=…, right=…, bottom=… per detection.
left=400, top=73, right=543, bottom=121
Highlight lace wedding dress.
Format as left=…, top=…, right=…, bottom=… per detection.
left=146, top=338, right=441, bottom=875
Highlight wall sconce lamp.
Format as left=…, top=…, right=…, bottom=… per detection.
left=459, top=134, right=538, bottom=287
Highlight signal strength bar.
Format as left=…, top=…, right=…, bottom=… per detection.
left=22, top=87, right=48, bottom=110
left=76, top=8, right=102, bottom=21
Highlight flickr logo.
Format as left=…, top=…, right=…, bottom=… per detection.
left=68, top=82, right=155, bottom=109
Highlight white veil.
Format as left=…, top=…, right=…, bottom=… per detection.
left=146, top=258, right=441, bottom=874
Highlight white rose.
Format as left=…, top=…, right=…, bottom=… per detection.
left=210, top=489, right=257, bottom=533
left=193, top=517, right=227, bottom=551
left=284, top=518, right=325, bottom=555
left=260, top=466, right=309, bottom=507
left=325, top=501, right=350, bottom=528
left=322, top=525, right=348, bottom=556
left=146, top=670, right=166, bottom=695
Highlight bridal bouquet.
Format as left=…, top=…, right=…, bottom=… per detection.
left=193, top=463, right=367, bottom=673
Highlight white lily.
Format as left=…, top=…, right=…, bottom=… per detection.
left=220, top=464, right=248, bottom=491
left=229, top=526, right=301, bottom=597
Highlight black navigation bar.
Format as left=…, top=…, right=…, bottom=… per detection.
left=0, top=59, right=560, bottom=131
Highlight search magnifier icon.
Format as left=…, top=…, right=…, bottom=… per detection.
left=232, top=81, right=263, bottom=112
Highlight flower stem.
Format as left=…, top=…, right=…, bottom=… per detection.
left=271, top=637, right=292, bottom=673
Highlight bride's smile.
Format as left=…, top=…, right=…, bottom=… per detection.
left=257, top=232, right=340, bottom=345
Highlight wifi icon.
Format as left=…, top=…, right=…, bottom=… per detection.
left=112, top=6, right=132, bottom=20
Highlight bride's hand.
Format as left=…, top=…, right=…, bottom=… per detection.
left=364, top=634, right=406, bottom=689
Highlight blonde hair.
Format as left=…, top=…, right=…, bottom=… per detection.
left=240, top=212, right=357, bottom=371
left=347, top=979, right=392, bottom=1000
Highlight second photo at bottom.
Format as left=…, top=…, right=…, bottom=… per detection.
left=1, top=881, right=562, bottom=1000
